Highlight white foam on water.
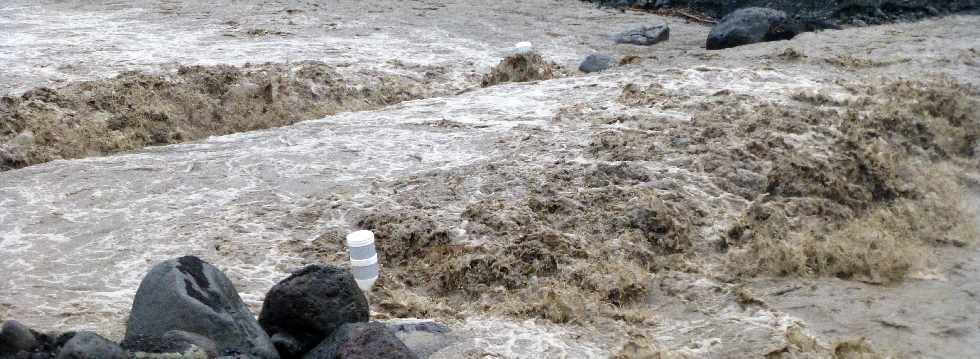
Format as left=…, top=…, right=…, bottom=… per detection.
left=0, top=1, right=499, bottom=94
left=432, top=317, right=610, bottom=359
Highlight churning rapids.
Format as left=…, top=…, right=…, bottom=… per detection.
left=2, top=1, right=980, bottom=358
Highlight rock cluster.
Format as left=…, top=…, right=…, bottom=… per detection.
left=586, top=0, right=979, bottom=24
left=592, top=0, right=980, bottom=49
left=1, top=257, right=421, bottom=359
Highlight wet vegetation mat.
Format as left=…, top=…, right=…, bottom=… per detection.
left=0, top=61, right=445, bottom=171
left=727, top=78, right=980, bottom=283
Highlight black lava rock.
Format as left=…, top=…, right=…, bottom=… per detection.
left=0, top=331, right=76, bottom=359
left=121, top=256, right=278, bottom=359
left=706, top=7, right=801, bottom=50
left=579, top=53, right=615, bottom=73
left=614, top=24, right=670, bottom=45
left=56, top=332, right=125, bottom=359
left=0, top=320, right=37, bottom=354
left=302, top=322, right=417, bottom=359
left=259, top=265, right=369, bottom=359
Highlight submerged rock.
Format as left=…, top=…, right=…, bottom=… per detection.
left=259, top=265, right=369, bottom=359
left=56, top=332, right=126, bottom=359
left=706, top=7, right=801, bottom=50
left=614, top=24, right=670, bottom=46
left=386, top=320, right=455, bottom=358
left=121, top=256, right=278, bottom=359
left=579, top=53, right=616, bottom=73
left=303, top=322, right=416, bottom=359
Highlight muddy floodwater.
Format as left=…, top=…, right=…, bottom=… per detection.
left=2, top=1, right=980, bottom=358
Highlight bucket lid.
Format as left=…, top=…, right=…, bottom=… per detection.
left=346, top=230, right=375, bottom=247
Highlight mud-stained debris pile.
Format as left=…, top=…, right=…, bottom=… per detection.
left=481, top=52, right=559, bottom=87
left=0, top=61, right=443, bottom=171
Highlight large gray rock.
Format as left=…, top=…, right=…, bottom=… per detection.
left=578, top=53, right=615, bottom=73
left=302, top=322, right=416, bottom=359
left=56, top=332, right=126, bottom=359
left=121, top=256, right=278, bottom=359
left=614, top=24, right=670, bottom=46
left=0, top=320, right=37, bottom=354
left=258, top=265, right=369, bottom=359
left=706, top=7, right=801, bottom=50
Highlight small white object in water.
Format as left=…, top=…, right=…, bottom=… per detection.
left=346, top=230, right=378, bottom=291
left=514, top=41, right=533, bottom=54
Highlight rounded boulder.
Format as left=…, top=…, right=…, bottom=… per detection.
left=259, top=265, right=369, bottom=358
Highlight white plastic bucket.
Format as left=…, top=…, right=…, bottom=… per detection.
left=346, top=230, right=378, bottom=291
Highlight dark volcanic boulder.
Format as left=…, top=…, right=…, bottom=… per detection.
left=10, top=331, right=77, bottom=358
left=579, top=53, right=616, bottom=73
left=259, top=265, right=369, bottom=359
left=56, top=332, right=126, bottom=359
left=0, top=320, right=37, bottom=354
left=302, top=322, right=417, bottom=359
left=706, top=7, right=801, bottom=50
left=614, top=24, right=670, bottom=46
left=121, top=256, right=278, bottom=359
